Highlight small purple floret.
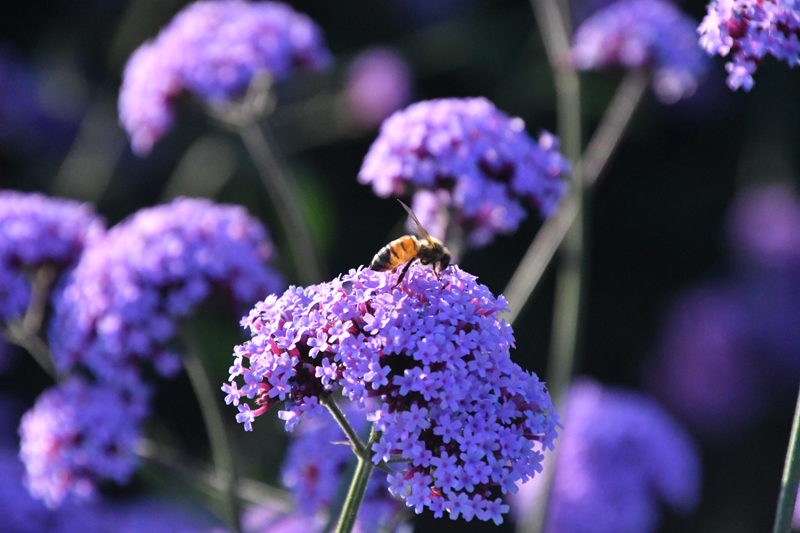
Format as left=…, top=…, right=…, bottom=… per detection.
left=699, top=0, right=800, bottom=91
left=358, top=97, right=570, bottom=248
left=118, top=0, right=331, bottom=155
left=572, top=0, right=709, bottom=103
left=227, top=264, right=560, bottom=522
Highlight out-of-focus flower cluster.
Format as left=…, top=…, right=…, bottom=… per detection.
left=50, top=197, right=284, bottom=388
left=358, top=97, right=570, bottom=248
left=0, top=191, right=104, bottom=323
left=698, top=0, right=800, bottom=91
left=226, top=264, right=560, bottom=522
left=571, top=0, right=708, bottom=103
left=280, top=405, right=407, bottom=532
left=18, top=378, right=150, bottom=507
left=345, top=48, right=412, bottom=129
left=645, top=184, right=800, bottom=440
left=511, top=379, right=701, bottom=533
left=118, top=0, right=331, bottom=155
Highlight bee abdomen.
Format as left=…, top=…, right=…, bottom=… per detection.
left=370, top=235, right=418, bottom=271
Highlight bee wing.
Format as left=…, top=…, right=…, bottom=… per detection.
left=398, top=199, right=434, bottom=244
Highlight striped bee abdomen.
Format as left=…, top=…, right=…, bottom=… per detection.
left=370, top=235, right=419, bottom=271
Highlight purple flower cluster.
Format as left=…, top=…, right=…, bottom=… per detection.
left=645, top=185, right=800, bottom=440
left=118, top=0, right=331, bottom=155
left=512, top=379, right=700, bottom=533
left=280, top=404, right=406, bottom=531
left=571, top=0, right=709, bottom=103
left=698, top=0, right=800, bottom=91
left=50, top=198, right=284, bottom=388
left=346, top=48, right=412, bottom=129
left=225, top=264, right=560, bottom=522
left=0, top=191, right=104, bottom=322
left=358, top=97, right=570, bottom=248
left=18, top=378, right=150, bottom=507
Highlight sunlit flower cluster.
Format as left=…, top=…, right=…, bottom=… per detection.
left=118, top=0, right=331, bottom=155
left=226, top=264, right=559, bottom=522
left=699, top=0, right=800, bottom=91
left=358, top=97, right=570, bottom=248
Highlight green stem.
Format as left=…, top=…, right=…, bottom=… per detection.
left=502, top=68, right=648, bottom=324
left=773, top=385, right=800, bottom=533
left=334, top=428, right=378, bottom=533
left=181, top=333, right=242, bottom=533
left=239, top=120, right=324, bottom=286
left=322, top=396, right=367, bottom=457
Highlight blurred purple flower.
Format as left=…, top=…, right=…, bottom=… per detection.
left=103, top=497, right=233, bottom=533
left=18, top=378, right=150, bottom=507
left=726, top=184, right=800, bottom=268
left=699, top=0, right=800, bottom=91
left=0, top=191, right=104, bottom=323
left=227, top=264, right=559, bottom=522
left=511, top=379, right=701, bottom=533
left=571, top=0, right=709, bottom=103
left=50, top=197, right=284, bottom=388
left=346, top=48, right=412, bottom=129
left=643, top=284, right=767, bottom=440
left=118, top=0, right=331, bottom=156
left=281, top=403, right=406, bottom=531
left=358, top=98, right=570, bottom=248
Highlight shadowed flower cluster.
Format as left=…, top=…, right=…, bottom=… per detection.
left=571, top=0, right=708, bottom=103
left=225, top=264, right=559, bottom=523
left=0, top=191, right=104, bottom=322
left=699, top=0, right=800, bottom=91
left=511, top=379, right=700, bottom=533
left=118, top=0, right=331, bottom=155
left=50, top=197, right=284, bottom=388
left=281, top=405, right=407, bottom=532
left=645, top=184, right=800, bottom=440
left=18, top=378, right=150, bottom=507
left=358, top=97, right=570, bottom=248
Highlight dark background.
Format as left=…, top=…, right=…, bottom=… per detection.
left=2, top=0, right=799, bottom=531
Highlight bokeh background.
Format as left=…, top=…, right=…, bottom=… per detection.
left=2, top=0, right=800, bottom=532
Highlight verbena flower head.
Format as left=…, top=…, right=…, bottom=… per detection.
left=226, top=264, right=559, bottom=523
left=281, top=404, right=406, bottom=531
left=346, top=48, right=412, bottom=128
left=18, top=378, right=150, bottom=507
left=571, top=0, right=709, bottom=103
left=50, top=198, right=284, bottom=387
left=358, top=97, right=570, bottom=248
left=0, top=191, right=104, bottom=322
left=698, top=0, right=800, bottom=91
left=118, top=0, right=331, bottom=155
left=512, top=379, right=701, bottom=533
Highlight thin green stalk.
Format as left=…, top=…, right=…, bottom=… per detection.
left=334, top=428, right=378, bottom=533
left=502, top=69, right=648, bottom=323
left=239, top=120, right=323, bottom=286
left=322, top=396, right=367, bottom=457
left=773, top=385, right=800, bottom=533
left=181, top=333, right=242, bottom=533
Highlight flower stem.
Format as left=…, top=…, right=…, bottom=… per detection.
left=334, top=428, right=378, bottom=533
left=181, top=331, right=242, bottom=533
left=3, top=265, right=59, bottom=380
left=502, top=68, right=648, bottom=323
left=322, top=395, right=367, bottom=457
left=773, top=385, right=800, bottom=533
left=239, top=119, right=324, bottom=286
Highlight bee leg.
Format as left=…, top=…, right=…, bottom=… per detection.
left=393, top=260, right=415, bottom=288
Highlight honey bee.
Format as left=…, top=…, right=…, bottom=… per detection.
left=370, top=200, right=451, bottom=284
